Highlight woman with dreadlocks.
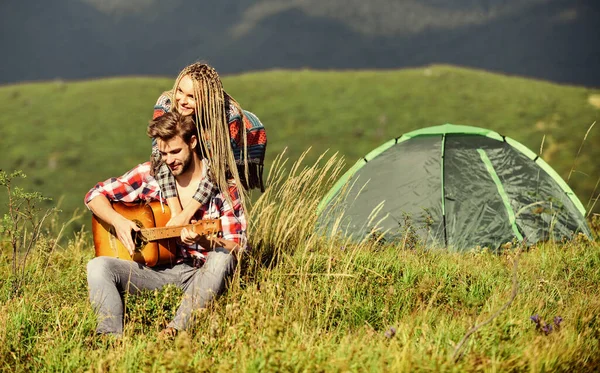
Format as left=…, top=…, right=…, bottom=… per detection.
left=151, top=62, right=266, bottom=229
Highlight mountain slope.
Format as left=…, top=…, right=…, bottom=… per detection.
left=0, top=66, right=598, bottom=227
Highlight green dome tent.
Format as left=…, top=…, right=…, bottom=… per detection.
left=318, top=124, right=591, bottom=251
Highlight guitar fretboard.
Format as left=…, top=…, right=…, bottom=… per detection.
left=139, top=220, right=221, bottom=242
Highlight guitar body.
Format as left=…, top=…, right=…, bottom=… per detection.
left=92, top=202, right=178, bottom=267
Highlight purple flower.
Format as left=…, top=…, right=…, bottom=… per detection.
left=554, top=316, right=563, bottom=328
left=541, top=323, right=553, bottom=335
left=530, top=314, right=541, bottom=328
left=384, top=327, right=397, bottom=339
left=530, top=314, right=562, bottom=335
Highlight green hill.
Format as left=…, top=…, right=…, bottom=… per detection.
left=0, top=65, right=599, bottom=230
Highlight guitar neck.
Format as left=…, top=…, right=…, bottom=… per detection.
left=140, top=220, right=221, bottom=242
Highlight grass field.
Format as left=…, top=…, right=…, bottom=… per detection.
left=1, top=153, right=599, bottom=372
left=0, top=65, right=599, bottom=231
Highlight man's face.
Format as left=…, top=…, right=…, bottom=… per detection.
left=157, top=135, right=197, bottom=177
left=175, top=75, right=197, bottom=117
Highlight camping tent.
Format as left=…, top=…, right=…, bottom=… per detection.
left=318, top=124, right=591, bottom=251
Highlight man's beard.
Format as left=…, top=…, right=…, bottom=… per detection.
left=171, top=153, right=192, bottom=177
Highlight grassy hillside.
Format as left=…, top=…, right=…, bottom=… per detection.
left=1, top=153, right=599, bottom=371
left=3, top=231, right=600, bottom=371
left=0, top=65, right=599, bottom=230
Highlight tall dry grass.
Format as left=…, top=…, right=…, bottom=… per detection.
left=245, top=149, right=347, bottom=268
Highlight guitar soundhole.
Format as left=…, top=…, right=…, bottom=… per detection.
left=131, top=219, right=147, bottom=252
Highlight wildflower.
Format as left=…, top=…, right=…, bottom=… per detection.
left=554, top=316, right=563, bottom=328
left=530, top=314, right=562, bottom=335
left=530, top=314, right=541, bottom=328
left=384, top=326, right=396, bottom=339
left=541, top=323, right=553, bottom=335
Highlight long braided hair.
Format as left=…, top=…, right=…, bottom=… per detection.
left=171, top=62, right=248, bottom=207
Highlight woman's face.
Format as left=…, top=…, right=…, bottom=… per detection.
left=175, top=75, right=196, bottom=116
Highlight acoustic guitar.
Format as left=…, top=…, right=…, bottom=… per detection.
left=92, top=201, right=222, bottom=267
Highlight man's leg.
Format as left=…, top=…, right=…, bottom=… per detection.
left=168, top=248, right=237, bottom=331
left=86, top=256, right=185, bottom=335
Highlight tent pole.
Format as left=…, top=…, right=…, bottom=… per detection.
left=441, top=133, right=448, bottom=248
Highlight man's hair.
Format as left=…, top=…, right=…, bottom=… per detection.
left=147, top=111, right=196, bottom=144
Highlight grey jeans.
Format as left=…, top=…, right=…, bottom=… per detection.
left=87, top=247, right=236, bottom=335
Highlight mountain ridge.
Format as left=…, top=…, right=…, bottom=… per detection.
left=1, top=0, right=598, bottom=86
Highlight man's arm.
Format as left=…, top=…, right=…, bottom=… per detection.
left=167, top=178, right=217, bottom=227
left=154, top=163, right=217, bottom=227
left=85, top=162, right=160, bottom=254
left=88, top=195, right=139, bottom=255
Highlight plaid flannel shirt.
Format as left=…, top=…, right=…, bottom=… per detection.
left=84, top=161, right=247, bottom=260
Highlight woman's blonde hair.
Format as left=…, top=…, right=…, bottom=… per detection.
left=171, top=62, right=248, bottom=206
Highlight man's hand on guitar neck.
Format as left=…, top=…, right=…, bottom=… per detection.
left=180, top=220, right=241, bottom=255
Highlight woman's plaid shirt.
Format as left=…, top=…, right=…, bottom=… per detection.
left=84, top=161, right=247, bottom=258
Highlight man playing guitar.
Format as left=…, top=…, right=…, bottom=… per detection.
left=85, top=111, right=246, bottom=338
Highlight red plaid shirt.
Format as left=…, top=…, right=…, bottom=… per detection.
left=85, top=161, right=247, bottom=259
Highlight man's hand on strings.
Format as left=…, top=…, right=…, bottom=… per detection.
left=113, top=215, right=140, bottom=256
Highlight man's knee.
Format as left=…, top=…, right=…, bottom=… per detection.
left=87, top=256, right=115, bottom=284
left=205, top=248, right=236, bottom=275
